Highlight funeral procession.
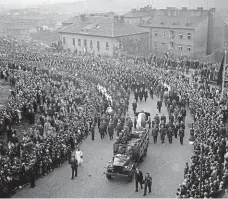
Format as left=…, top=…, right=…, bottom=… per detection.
left=1, top=0, right=228, bottom=198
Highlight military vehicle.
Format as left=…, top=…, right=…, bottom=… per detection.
left=106, top=129, right=149, bottom=182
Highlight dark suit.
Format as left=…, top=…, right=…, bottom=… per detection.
left=71, top=158, right=78, bottom=179
left=135, top=170, right=143, bottom=191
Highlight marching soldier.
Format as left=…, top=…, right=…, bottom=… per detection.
left=152, top=126, right=158, bottom=144
left=132, top=100, right=137, bottom=115
left=160, top=114, right=166, bottom=124
left=143, top=89, right=148, bottom=102
left=99, top=123, right=105, bottom=139
left=108, top=120, right=114, bottom=140
left=157, top=100, right=162, bottom=113
left=143, top=173, right=152, bottom=196
left=178, top=126, right=185, bottom=145
left=90, top=124, right=95, bottom=140
left=160, top=123, right=166, bottom=144
left=167, top=122, right=173, bottom=144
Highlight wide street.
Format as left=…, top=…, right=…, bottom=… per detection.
left=13, top=93, right=193, bottom=198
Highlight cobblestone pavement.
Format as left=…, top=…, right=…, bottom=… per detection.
left=13, top=93, right=193, bottom=198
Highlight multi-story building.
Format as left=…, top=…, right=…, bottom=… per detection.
left=141, top=15, right=209, bottom=58
left=59, top=15, right=150, bottom=57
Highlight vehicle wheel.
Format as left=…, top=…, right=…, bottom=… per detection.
left=106, top=174, right=112, bottom=180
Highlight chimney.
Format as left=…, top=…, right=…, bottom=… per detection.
left=120, top=15, right=125, bottom=23
left=80, top=14, right=86, bottom=21
left=114, top=15, right=119, bottom=23
left=182, top=7, right=187, bottom=10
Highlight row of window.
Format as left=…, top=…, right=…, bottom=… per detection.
left=63, top=37, right=109, bottom=50
left=154, top=42, right=192, bottom=52
left=154, top=31, right=192, bottom=40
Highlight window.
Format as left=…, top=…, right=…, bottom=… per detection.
left=90, top=40, right=93, bottom=48
left=162, top=43, right=165, bottom=48
left=63, top=37, right=65, bottom=44
left=84, top=39, right=87, bottom=47
left=155, top=31, right=158, bottom=36
left=73, top=38, right=75, bottom=46
left=106, top=42, right=109, bottom=50
left=187, top=45, right=191, bottom=51
left=169, top=42, right=174, bottom=49
left=154, top=42, right=157, bottom=48
left=179, top=45, right=183, bottom=51
left=169, top=30, right=175, bottom=39
left=187, top=33, right=191, bottom=40
left=97, top=41, right=100, bottom=51
left=179, top=33, right=183, bottom=39
left=162, top=32, right=165, bottom=38
left=78, top=39, right=81, bottom=46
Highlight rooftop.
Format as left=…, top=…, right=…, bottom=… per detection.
left=141, top=15, right=208, bottom=29
left=62, top=15, right=114, bottom=25
left=124, top=9, right=154, bottom=18
left=59, top=16, right=149, bottom=38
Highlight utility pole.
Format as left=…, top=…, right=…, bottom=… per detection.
left=220, top=41, right=228, bottom=101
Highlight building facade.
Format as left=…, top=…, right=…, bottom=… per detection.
left=141, top=14, right=209, bottom=58
left=59, top=15, right=150, bottom=57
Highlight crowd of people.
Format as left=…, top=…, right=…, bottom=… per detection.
left=0, top=36, right=227, bottom=198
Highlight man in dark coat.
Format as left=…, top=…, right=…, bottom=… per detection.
left=157, top=100, right=162, bottom=113
left=178, top=127, right=185, bottom=145
left=135, top=168, right=144, bottom=192
left=132, top=100, right=137, bottom=115
left=152, top=126, right=158, bottom=144
left=143, top=173, right=152, bottom=196
left=91, top=124, right=95, bottom=140
left=70, top=156, right=78, bottom=180
left=143, top=90, right=148, bottom=102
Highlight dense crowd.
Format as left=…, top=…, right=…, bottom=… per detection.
left=0, top=36, right=227, bottom=198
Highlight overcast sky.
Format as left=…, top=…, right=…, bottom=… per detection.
left=1, top=0, right=227, bottom=10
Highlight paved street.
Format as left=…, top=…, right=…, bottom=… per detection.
left=13, top=93, right=193, bottom=198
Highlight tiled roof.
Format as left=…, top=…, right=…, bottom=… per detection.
left=124, top=10, right=154, bottom=18
left=59, top=17, right=149, bottom=38
left=141, top=15, right=208, bottom=29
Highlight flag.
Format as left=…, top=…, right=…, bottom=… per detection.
left=217, top=55, right=225, bottom=85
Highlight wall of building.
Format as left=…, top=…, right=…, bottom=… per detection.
left=150, top=27, right=195, bottom=57
left=113, top=33, right=149, bottom=57
left=59, top=33, right=115, bottom=56
left=213, top=13, right=226, bottom=51
left=193, top=18, right=208, bottom=58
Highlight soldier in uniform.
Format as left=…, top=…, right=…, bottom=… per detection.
left=152, top=126, right=158, bottom=144
left=108, top=120, right=114, bottom=140
left=157, top=100, right=162, bottom=113
left=90, top=124, right=95, bottom=141
left=160, top=114, right=166, bottom=124
left=143, top=173, right=152, bottom=196
left=160, top=123, right=166, bottom=144
left=178, top=126, right=185, bottom=145
left=132, top=100, right=137, bottom=115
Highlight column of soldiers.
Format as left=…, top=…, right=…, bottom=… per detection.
left=152, top=88, right=187, bottom=145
